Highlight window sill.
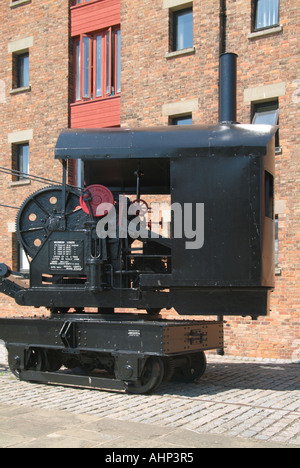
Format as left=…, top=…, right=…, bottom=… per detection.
left=275, top=146, right=282, bottom=155
left=165, top=47, right=196, bottom=59
left=275, top=267, right=282, bottom=276
left=10, top=0, right=31, bottom=8
left=71, top=94, right=120, bottom=106
left=248, top=25, right=283, bottom=40
left=10, top=179, right=31, bottom=187
left=10, top=86, right=31, bottom=95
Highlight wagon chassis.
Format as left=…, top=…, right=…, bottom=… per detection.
left=1, top=314, right=223, bottom=394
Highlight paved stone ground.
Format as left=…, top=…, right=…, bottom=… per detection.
left=0, top=342, right=299, bottom=448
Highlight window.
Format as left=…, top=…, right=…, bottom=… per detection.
left=8, top=37, right=32, bottom=92
left=173, top=8, right=193, bottom=51
left=12, top=233, right=29, bottom=273
left=12, top=52, right=29, bottom=89
left=275, top=215, right=279, bottom=268
left=17, top=52, right=29, bottom=87
left=12, top=143, right=29, bottom=181
left=252, top=100, right=280, bottom=149
left=264, top=171, right=274, bottom=219
left=74, top=0, right=92, bottom=4
left=19, top=245, right=30, bottom=272
left=76, top=159, right=83, bottom=188
left=254, top=0, right=279, bottom=31
left=17, top=143, right=29, bottom=179
left=170, top=115, right=193, bottom=125
left=74, top=27, right=121, bottom=102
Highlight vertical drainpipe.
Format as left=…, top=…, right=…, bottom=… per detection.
left=219, top=0, right=227, bottom=56
left=218, top=0, right=227, bottom=356
left=219, top=0, right=238, bottom=124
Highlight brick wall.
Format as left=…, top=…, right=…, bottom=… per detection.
left=121, top=0, right=220, bottom=127
left=223, top=0, right=300, bottom=361
left=121, top=0, right=300, bottom=360
left=0, top=0, right=71, bottom=316
left=0, top=0, right=298, bottom=361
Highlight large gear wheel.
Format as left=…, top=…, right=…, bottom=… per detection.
left=16, top=185, right=87, bottom=258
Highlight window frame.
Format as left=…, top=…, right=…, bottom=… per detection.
left=253, top=0, right=280, bottom=32
left=105, top=28, right=112, bottom=96
left=275, top=215, right=279, bottom=268
left=74, top=26, right=121, bottom=103
left=15, top=142, right=30, bottom=181
left=73, top=0, right=96, bottom=5
left=11, top=141, right=30, bottom=185
left=18, top=244, right=30, bottom=272
left=172, top=7, right=193, bottom=52
left=12, top=51, right=30, bottom=90
left=170, top=114, right=193, bottom=125
left=94, top=33, right=103, bottom=99
left=17, top=52, right=29, bottom=88
left=252, top=100, right=280, bottom=149
left=81, top=34, right=92, bottom=99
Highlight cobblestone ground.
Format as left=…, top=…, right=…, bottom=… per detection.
left=0, top=343, right=299, bottom=447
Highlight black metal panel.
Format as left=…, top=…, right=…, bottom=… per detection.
left=171, top=153, right=253, bottom=284
left=29, top=231, right=88, bottom=287
left=0, top=318, right=61, bottom=347
left=19, top=370, right=126, bottom=391
left=0, top=316, right=223, bottom=355
left=11, top=284, right=271, bottom=317
left=55, top=125, right=276, bottom=160
left=171, top=288, right=270, bottom=316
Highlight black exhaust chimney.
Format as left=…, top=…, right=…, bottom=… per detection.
left=219, top=52, right=238, bottom=124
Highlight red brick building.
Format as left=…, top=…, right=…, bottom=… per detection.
left=0, top=0, right=71, bottom=313
left=120, top=0, right=300, bottom=362
left=0, top=0, right=299, bottom=361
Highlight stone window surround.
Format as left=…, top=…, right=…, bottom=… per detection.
left=244, top=82, right=285, bottom=155
left=162, top=98, right=198, bottom=120
left=8, top=129, right=33, bottom=188
left=248, top=25, right=283, bottom=40
left=244, top=82, right=286, bottom=104
left=163, top=0, right=195, bottom=59
left=8, top=36, right=33, bottom=94
left=10, top=0, right=31, bottom=8
left=274, top=200, right=285, bottom=276
left=163, top=0, right=193, bottom=11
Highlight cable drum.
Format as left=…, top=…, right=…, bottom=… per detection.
left=16, top=185, right=88, bottom=258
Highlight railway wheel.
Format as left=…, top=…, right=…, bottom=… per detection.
left=173, top=351, right=207, bottom=383
left=8, top=347, right=50, bottom=379
left=45, top=349, right=62, bottom=372
left=127, top=356, right=165, bottom=394
left=8, top=350, right=22, bottom=379
left=26, top=348, right=48, bottom=372
left=162, top=356, right=175, bottom=382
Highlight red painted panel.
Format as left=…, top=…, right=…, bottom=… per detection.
left=70, top=96, right=121, bottom=128
left=71, top=0, right=121, bottom=36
